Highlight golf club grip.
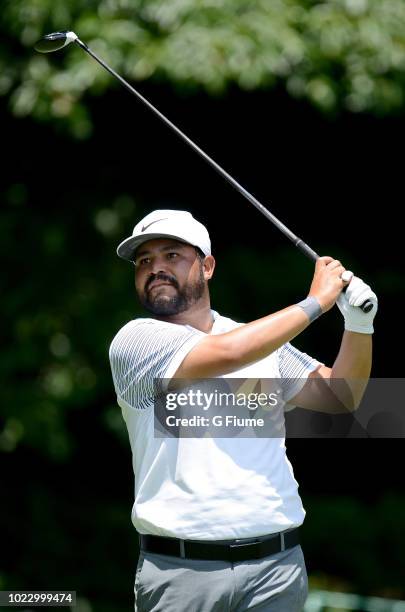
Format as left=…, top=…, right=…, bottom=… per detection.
left=294, top=240, right=373, bottom=313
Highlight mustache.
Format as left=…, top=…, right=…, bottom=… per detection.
left=145, top=272, right=179, bottom=293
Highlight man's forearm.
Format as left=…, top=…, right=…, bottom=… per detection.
left=225, top=306, right=313, bottom=367
left=330, top=331, right=372, bottom=410
left=175, top=305, right=313, bottom=379
left=174, top=257, right=369, bottom=380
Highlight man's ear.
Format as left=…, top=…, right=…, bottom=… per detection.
left=203, top=255, right=216, bottom=281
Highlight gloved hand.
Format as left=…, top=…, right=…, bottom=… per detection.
left=336, top=273, right=378, bottom=334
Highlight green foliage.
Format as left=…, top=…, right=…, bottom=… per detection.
left=0, top=183, right=141, bottom=461
left=302, top=493, right=405, bottom=597
left=3, top=0, right=405, bottom=136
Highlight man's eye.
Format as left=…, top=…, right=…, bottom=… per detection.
left=167, top=252, right=179, bottom=259
left=138, top=258, right=150, bottom=266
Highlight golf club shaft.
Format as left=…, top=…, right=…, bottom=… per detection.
left=75, top=37, right=371, bottom=313
left=76, top=39, right=317, bottom=256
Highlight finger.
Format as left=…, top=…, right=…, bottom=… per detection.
left=350, top=289, right=370, bottom=307
left=331, top=265, right=346, bottom=278
left=347, top=281, right=369, bottom=301
left=341, top=270, right=354, bottom=283
left=353, top=290, right=377, bottom=308
left=344, top=276, right=363, bottom=298
left=317, top=256, right=335, bottom=267
left=326, top=259, right=342, bottom=269
left=348, top=285, right=371, bottom=306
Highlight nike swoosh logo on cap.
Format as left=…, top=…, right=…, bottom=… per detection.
left=141, top=218, right=168, bottom=232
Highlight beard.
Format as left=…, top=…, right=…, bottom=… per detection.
left=139, top=267, right=205, bottom=316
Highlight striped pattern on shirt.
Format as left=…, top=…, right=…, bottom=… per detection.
left=276, top=342, right=321, bottom=402
left=109, top=319, right=204, bottom=411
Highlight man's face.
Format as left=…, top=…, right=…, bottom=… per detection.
left=133, top=238, right=208, bottom=316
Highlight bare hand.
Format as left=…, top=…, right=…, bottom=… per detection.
left=308, top=256, right=351, bottom=312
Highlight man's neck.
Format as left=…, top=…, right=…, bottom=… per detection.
left=155, top=301, right=214, bottom=333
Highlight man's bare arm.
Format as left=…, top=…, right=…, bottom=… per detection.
left=174, top=305, right=313, bottom=379
left=174, top=257, right=349, bottom=380
left=286, top=331, right=372, bottom=412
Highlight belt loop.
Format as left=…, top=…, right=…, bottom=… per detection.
left=179, top=539, right=186, bottom=558
left=280, top=532, right=285, bottom=552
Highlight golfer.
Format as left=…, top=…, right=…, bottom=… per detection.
left=109, top=209, right=377, bottom=612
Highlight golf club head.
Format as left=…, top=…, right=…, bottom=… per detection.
left=34, top=31, right=78, bottom=53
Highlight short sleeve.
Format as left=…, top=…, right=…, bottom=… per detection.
left=109, top=319, right=205, bottom=410
left=277, top=342, right=324, bottom=409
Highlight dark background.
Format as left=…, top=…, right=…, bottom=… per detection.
left=2, top=66, right=404, bottom=609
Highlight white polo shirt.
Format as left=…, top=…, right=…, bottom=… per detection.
left=109, top=310, right=323, bottom=540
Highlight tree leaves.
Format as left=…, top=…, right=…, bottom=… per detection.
left=3, top=0, right=405, bottom=136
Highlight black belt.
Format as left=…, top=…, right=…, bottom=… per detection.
left=139, top=527, right=300, bottom=562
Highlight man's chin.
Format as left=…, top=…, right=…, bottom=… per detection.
left=143, top=296, right=184, bottom=316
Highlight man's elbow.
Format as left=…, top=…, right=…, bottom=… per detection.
left=343, top=400, right=360, bottom=413
left=348, top=395, right=366, bottom=412
left=330, top=379, right=366, bottom=413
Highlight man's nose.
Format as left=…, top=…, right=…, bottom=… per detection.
left=150, top=257, right=169, bottom=275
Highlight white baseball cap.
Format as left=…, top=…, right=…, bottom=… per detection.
left=116, top=209, right=211, bottom=261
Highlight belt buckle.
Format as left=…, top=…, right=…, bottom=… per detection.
left=229, top=538, right=261, bottom=562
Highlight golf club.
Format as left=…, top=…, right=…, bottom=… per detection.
left=34, top=31, right=373, bottom=312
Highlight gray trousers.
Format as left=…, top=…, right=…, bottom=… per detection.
left=134, top=544, right=308, bottom=611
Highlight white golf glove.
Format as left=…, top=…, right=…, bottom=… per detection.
left=336, top=273, right=378, bottom=334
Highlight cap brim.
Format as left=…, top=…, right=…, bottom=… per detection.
left=116, top=233, right=193, bottom=261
